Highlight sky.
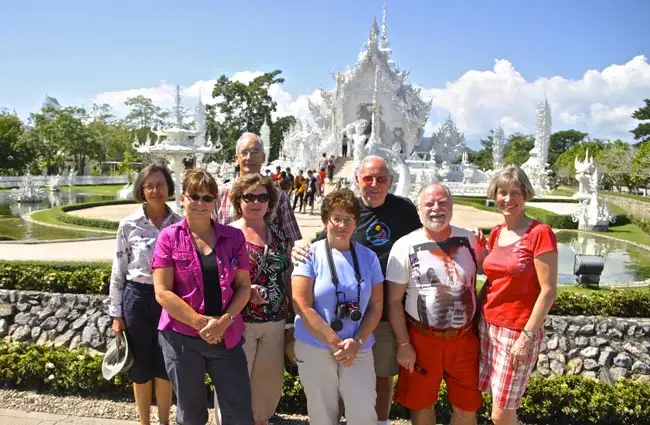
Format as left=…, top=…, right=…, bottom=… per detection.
left=1, top=0, right=649, bottom=148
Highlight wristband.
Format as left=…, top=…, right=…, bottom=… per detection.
left=398, top=341, right=411, bottom=347
left=521, top=329, right=534, bottom=339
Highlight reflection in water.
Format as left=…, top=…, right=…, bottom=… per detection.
left=0, top=190, right=114, bottom=241
left=556, top=231, right=650, bottom=285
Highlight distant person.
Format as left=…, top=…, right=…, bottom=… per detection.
left=342, top=134, right=349, bottom=158
left=304, top=170, right=318, bottom=215
left=108, top=163, right=180, bottom=425
left=293, top=170, right=307, bottom=213
left=272, top=166, right=282, bottom=183
left=286, top=167, right=295, bottom=195
left=317, top=168, right=326, bottom=197
left=327, top=155, right=336, bottom=182
left=318, top=153, right=328, bottom=172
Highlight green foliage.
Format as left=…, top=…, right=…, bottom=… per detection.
left=0, top=261, right=111, bottom=294
left=549, top=130, right=588, bottom=167
left=124, top=95, right=169, bottom=129
left=631, top=98, right=650, bottom=143
left=597, top=140, right=635, bottom=190
left=503, top=133, right=535, bottom=166
left=553, top=140, right=606, bottom=185
left=552, top=288, right=650, bottom=317
left=0, top=111, right=29, bottom=174
left=631, top=140, right=650, bottom=186
left=54, top=200, right=133, bottom=230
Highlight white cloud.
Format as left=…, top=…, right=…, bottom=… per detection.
left=91, top=55, right=650, bottom=146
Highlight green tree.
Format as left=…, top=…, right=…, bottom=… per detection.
left=468, top=131, right=495, bottom=170
left=124, top=95, right=169, bottom=129
left=550, top=130, right=588, bottom=168
left=502, top=133, right=534, bottom=166
left=553, top=140, right=606, bottom=185
left=631, top=98, right=650, bottom=143
left=631, top=140, right=650, bottom=187
left=0, top=111, right=29, bottom=174
left=205, top=70, right=287, bottom=162
left=597, top=140, right=634, bottom=191
left=270, top=115, right=296, bottom=161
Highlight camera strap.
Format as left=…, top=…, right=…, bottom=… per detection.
left=252, top=226, right=271, bottom=285
left=324, top=238, right=362, bottom=302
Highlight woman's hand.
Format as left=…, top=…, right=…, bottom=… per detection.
left=509, top=333, right=533, bottom=369
left=332, top=338, right=361, bottom=367
left=291, top=243, right=311, bottom=264
left=198, top=316, right=230, bottom=345
left=112, top=317, right=125, bottom=336
left=397, top=342, right=417, bottom=373
left=250, top=285, right=269, bottom=305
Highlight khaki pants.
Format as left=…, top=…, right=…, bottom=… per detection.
left=242, top=320, right=286, bottom=422
left=294, top=339, right=377, bottom=425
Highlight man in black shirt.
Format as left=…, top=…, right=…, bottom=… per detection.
left=294, top=155, right=421, bottom=424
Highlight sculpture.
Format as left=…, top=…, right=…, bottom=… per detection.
left=573, top=150, right=596, bottom=200
left=492, top=124, right=505, bottom=170
left=47, top=174, right=62, bottom=192
left=9, top=172, right=47, bottom=203
left=571, top=166, right=615, bottom=231
left=522, top=97, right=552, bottom=192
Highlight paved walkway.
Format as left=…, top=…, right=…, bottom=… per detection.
left=0, top=409, right=137, bottom=425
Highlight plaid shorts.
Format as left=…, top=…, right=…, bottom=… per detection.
left=478, top=318, right=543, bottom=410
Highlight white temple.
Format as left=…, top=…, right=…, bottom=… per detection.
left=521, top=97, right=552, bottom=191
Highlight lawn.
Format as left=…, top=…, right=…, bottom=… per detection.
left=0, top=185, right=123, bottom=195
left=29, top=207, right=116, bottom=234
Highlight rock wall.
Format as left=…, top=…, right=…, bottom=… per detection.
left=604, top=195, right=650, bottom=221
left=536, top=315, right=650, bottom=381
left=1, top=290, right=649, bottom=381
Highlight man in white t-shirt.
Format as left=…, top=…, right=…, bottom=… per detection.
left=385, top=183, right=487, bottom=425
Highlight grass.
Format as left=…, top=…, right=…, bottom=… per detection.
left=0, top=184, right=123, bottom=195
left=604, top=191, right=650, bottom=203
left=29, top=207, right=116, bottom=234
left=549, top=187, right=576, bottom=197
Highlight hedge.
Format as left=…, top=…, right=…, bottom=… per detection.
left=54, top=200, right=135, bottom=230
left=1, top=261, right=649, bottom=318
left=1, top=341, right=649, bottom=425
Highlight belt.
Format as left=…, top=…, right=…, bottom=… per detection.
left=407, top=316, right=473, bottom=339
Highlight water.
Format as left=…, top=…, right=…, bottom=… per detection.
left=0, top=190, right=115, bottom=241
left=556, top=231, right=650, bottom=285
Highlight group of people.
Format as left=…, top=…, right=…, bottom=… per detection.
left=108, top=130, right=557, bottom=425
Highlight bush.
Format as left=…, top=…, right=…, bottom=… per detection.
left=54, top=200, right=135, bottom=231
left=0, top=261, right=111, bottom=294
left=1, top=341, right=648, bottom=425
left=552, top=288, right=650, bottom=317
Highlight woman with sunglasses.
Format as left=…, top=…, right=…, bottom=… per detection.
left=229, top=174, right=291, bottom=425
left=152, top=168, right=264, bottom=425
left=292, top=188, right=384, bottom=425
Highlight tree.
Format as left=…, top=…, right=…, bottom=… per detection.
left=502, top=133, right=534, bottom=166
left=631, top=140, right=650, bottom=187
left=0, top=111, right=28, bottom=174
left=553, top=140, right=605, bottom=185
left=631, top=98, right=650, bottom=143
left=597, top=140, right=634, bottom=191
left=270, top=115, right=296, bottom=161
left=206, top=70, right=287, bottom=161
left=124, top=95, right=169, bottom=129
left=549, top=130, right=588, bottom=168
left=468, top=131, right=495, bottom=170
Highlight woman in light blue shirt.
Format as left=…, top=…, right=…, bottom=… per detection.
left=292, top=188, right=384, bottom=425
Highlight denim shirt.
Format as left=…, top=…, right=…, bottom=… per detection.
left=151, top=217, right=250, bottom=349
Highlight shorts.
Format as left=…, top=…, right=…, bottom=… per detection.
left=395, top=323, right=482, bottom=412
left=478, top=319, right=543, bottom=410
left=373, top=321, right=398, bottom=377
left=121, top=282, right=168, bottom=384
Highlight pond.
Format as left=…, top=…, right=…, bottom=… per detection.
left=0, top=190, right=115, bottom=241
left=556, top=231, right=650, bottom=285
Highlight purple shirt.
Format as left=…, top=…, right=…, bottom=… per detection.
left=151, top=217, right=250, bottom=349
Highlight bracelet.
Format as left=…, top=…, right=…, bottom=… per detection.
left=398, top=342, right=411, bottom=347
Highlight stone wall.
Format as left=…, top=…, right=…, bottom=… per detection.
left=535, top=315, right=650, bottom=382
left=0, top=290, right=114, bottom=352
left=1, top=290, right=649, bottom=381
left=604, top=194, right=650, bottom=221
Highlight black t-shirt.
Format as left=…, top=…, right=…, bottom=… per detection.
left=199, top=250, right=222, bottom=316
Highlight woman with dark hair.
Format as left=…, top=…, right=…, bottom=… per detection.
left=292, top=188, right=384, bottom=425
left=229, top=174, right=291, bottom=425
left=152, top=168, right=262, bottom=425
left=108, top=163, right=179, bottom=425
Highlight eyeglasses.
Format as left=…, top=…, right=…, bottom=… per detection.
left=238, top=148, right=263, bottom=157
left=242, top=193, right=269, bottom=203
left=360, top=175, right=390, bottom=185
left=185, top=193, right=216, bottom=203
left=330, top=216, right=355, bottom=226
left=143, top=182, right=167, bottom=192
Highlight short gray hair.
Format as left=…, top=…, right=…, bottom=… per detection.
left=357, top=155, right=392, bottom=176
left=487, top=165, right=535, bottom=201
left=235, top=132, right=263, bottom=155
left=416, top=181, right=453, bottom=208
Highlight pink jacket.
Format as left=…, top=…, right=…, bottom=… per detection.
left=152, top=217, right=249, bottom=349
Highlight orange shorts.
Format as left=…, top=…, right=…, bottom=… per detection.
left=395, top=323, right=482, bottom=412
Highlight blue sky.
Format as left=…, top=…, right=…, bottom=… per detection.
left=1, top=0, right=649, bottom=145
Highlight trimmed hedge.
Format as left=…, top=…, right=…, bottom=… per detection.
left=1, top=261, right=649, bottom=317
left=54, top=200, right=136, bottom=230
left=1, top=341, right=649, bottom=425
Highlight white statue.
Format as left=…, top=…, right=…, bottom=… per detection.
left=573, top=150, right=596, bottom=200
left=571, top=164, right=615, bottom=231
left=522, top=97, right=552, bottom=192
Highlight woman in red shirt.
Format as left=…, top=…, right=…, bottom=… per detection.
left=477, top=165, right=558, bottom=425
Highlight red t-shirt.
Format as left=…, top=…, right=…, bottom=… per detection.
left=482, top=220, right=557, bottom=330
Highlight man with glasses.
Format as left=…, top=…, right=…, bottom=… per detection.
left=214, top=132, right=302, bottom=246
left=294, top=155, right=421, bottom=425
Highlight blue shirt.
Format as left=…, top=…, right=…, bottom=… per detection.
left=292, top=239, right=384, bottom=350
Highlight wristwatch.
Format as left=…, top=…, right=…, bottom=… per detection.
left=522, top=329, right=534, bottom=339
left=354, top=336, right=364, bottom=345
left=223, top=313, right=235, bottom=323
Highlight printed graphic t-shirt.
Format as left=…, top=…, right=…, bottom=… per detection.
left=482, top=220, right=557, bottom=330
left=386, top=227, right=481, bottom=329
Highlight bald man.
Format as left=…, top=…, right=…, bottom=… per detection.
left=294, top=155, right=421, bottom=425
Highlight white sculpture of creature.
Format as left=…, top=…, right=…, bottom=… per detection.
left=573, top=150, right=595, bottom=200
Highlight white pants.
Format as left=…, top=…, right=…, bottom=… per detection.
left=294, top=339, right=377, bottom=425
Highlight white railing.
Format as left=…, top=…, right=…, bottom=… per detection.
left=0, top=175, right=129, bottom=189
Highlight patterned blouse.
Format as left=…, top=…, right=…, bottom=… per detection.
left=241, top=223, right=291, bottom=323
left=108, top=204, right=181, bottom=317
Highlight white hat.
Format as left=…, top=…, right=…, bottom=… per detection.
left=102, top=334, right=134, bottom=380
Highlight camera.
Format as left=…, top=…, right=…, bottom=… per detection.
left=331, top=301, right=362, bottom=332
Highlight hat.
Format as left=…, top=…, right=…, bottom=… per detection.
left=102, top=333, right=134, bottom=380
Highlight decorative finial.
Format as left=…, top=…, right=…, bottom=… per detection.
left=380, top=3, right=390, bottom=51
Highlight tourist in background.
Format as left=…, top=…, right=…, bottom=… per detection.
left=318, top=168, right=326, bottom=197
left=303, top=169, right=318, bottom=215
left=229, top=174, right=292, bottom=425
left=214, top=132, right=302, bottom=247
left=286, top=167, right=295, bottom=195
left=108, top=163, right=180, bottom=425
left=292, top=189, right=384, bottom=425
left=478, top=165, right=558, bottom=425
left=152, top=168, right=263, bottom=425
left=292, top=170, right=306, bottom=212
left=327, top=154, right=336, bottom=182
left=318, top=152, right=328, bottom=172
left=342, top=134, right=348, bottom=158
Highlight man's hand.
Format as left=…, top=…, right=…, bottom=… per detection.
left=291, top=243, right=311, bottom=264
left=112, top=317, right=125, bottom=336
left=397, top=342, right=417, bottom=373
left=332, top=338, right=361, bottom=367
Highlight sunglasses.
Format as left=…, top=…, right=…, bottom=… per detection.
left=185, top=193, right=216, bottom=203
left=242, top=193, right=269, bottom=203
left=360, top=175, right=390, bottom=184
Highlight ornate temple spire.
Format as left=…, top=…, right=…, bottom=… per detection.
left=173, top=85, right=183, bottom=128
left=379, top=3, right=391, bottom=53
left=370, top=17, right=379, bottom=42
left=492, top=120, right=505, bottom=170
